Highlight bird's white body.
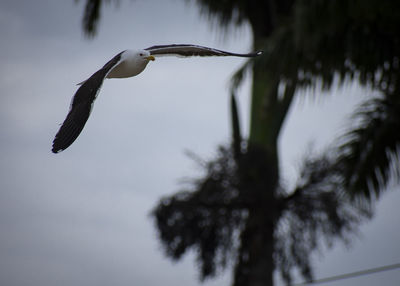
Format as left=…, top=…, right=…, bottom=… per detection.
left=106, top=49, right=152, bottom=79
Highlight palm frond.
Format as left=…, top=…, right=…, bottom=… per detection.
left=80, top=0, right=116, bottom=37
left=276, top=152, right=372, bottom=285
left=192, top=0, right=247, bottom=29
left=230, top=92, right=242, bottom=160
left=337, top=96, right=400, bottom=199
left=152, top=146, right=245, bottom=280
left=230, top=60, right=252, bottom=93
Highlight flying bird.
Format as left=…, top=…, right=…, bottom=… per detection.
left=52, top=44, right=263, bottom=153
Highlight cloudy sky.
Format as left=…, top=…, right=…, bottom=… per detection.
left=0, top=0, right=399, bottom=285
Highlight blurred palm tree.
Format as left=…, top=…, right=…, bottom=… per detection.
left=79, top=0, right=400, bottom=285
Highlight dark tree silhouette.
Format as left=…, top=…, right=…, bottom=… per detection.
left=79, top=0, right=400, bottom=285
left=78, top=0, right=117, bottom=38
left=152, top=105, right=371, bottom=285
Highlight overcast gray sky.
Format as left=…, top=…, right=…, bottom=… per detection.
left=0, top=1, right=399, bottom=285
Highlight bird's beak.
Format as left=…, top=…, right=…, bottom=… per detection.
left=146, top=55, right=155, bottom=61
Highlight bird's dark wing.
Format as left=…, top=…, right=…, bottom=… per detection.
left=52, top=51, right=125, bottom=153
left=145, top=44, right=263, bottom=58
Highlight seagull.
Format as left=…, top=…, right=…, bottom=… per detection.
left=52, top=44, right=262, bottom=153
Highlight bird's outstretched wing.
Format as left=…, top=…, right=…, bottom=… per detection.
left=52, top=51, right=125, bottom=153
left=145, top=44, right=263, bottom=58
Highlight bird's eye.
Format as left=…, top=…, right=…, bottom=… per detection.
left=139, top=53, right=143, bottom=56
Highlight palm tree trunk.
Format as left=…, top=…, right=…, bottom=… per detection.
left=234, top=144, right=278, bottom=286
left=232, top=34, right=294, bottom=285
left=234, top=209, right=275, bottom=286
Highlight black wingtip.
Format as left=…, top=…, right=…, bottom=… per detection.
left=51, top=136, right=65, bottom=153
left=51, top=145, right=63, bottom=154
left=243, top=50, right=263, bottom=57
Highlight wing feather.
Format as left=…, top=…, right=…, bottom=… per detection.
left=52, top=51, right=125, bottom=153
left=145, top=44, right=262, bottom=58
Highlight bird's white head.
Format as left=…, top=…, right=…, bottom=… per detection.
left=137, top=49, right=155, bottom=62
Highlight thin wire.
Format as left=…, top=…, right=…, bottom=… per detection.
left=291, top=263, right=400, bottom=285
